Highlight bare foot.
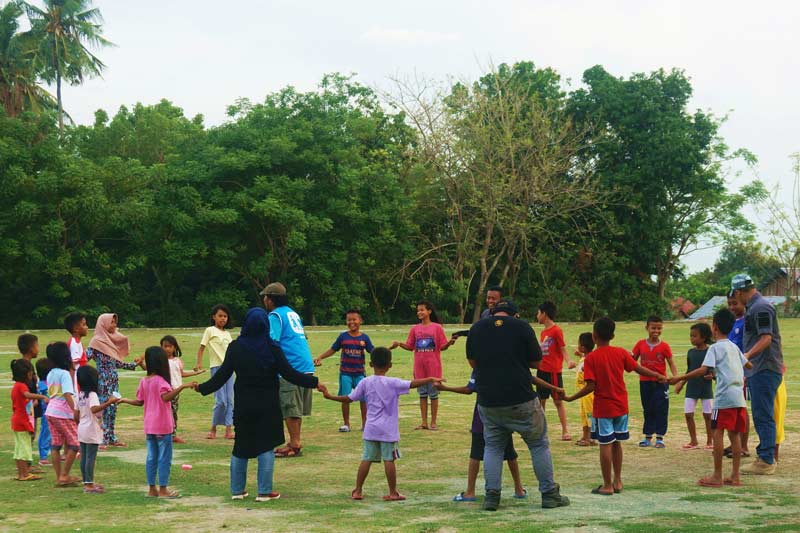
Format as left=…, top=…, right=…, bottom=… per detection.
left=172, top=436, right=187, bottom=444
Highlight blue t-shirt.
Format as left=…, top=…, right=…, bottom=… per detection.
left=268, top=306, right=314, bottom=374
left=331, top=332, right=374, bottom=376
left=728, top=316, right=745, bottom=351
left=466, top=370, right=484, bottom=434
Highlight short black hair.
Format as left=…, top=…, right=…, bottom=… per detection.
left=593, top=317, right=616, bottom=342
left=210, top=304, right=233, bottom=329
left=10, top=358, right=33, bottom=382
left=46, top=341, right=71, bottom=370
left=265, top=293, right=289, bottom=309
left=64, top=312, right=87, bottom=334
left=578, top=332, right=594, bottom=352
left=344, top=309, right=363, bottom=319
left=370, top=347, right=392, bottom=369
left=35, top=358, right=54, bottom=382
left=538, top=301, right=557, bottom=320
left=77, top=366, right=99, bottom=397
left=487, top=285, right=503, bottom=295
left=646, top=315, right=663, bottom=325
left=17, top=333, right=38, bottom=355
left=690, top=323, right=713, bottom=344
left=712, top=308, right=736, bottom=335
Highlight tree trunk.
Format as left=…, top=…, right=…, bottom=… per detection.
left=56, top=66, right=63, bottom=133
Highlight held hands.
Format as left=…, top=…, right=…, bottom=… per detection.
left=668, top=376, right=683, bottom=386
left=656, top=374, right=668, bottom=384
left=389, top=341, right=400, bottom=350
left=567, top=360, right=577, bottom=370
left=674, top=381, right=684, bottom=395
left=313, top=358, right=323, bottom=367
left=133, top=357, right=144, bottom=368
left=703, top=371, right=714, bottom=381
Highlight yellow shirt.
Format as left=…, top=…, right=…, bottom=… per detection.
left=201, top=326, right=232, bottom=368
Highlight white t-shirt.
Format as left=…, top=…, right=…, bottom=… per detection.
left=77, top=392, right=104, bottom=444
left=169, top=358, right=183, bottom=389
left=701, top=339, right=747, bottom=409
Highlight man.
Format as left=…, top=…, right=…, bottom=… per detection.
left=731, top=274, right=783, bottom=474
left=478, top=285, right=503, bottom=320
left=261, top=282, right=315, bottom=458
left=466, top=299, right=569, bottom=511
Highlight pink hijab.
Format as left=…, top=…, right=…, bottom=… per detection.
left=88, top=313, right=130, bottom=362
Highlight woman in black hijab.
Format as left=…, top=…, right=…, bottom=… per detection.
left=196, top=307, right=318, bottom=501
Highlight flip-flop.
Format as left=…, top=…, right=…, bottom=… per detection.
left=109, top=442, right=127, bottom=447
left=591, top=485, right=613, bottom=496
left=681, top=443, right=699, bottom=450
left=206, top=432, right=217, bottom=440
left=383, top=494, right=406, bottom=501
left=160, top=490, right=181, bottom=499
left=513, top=489, right=528, bottom=499
left=697, top=477, right=723, bottom=488
left=614, top=487, right=623, bottom=494
left=225, top=433, right=236, bottom=440
left=723, top=477, right=742, bottom=486
left=351, top=489, right=364, bottom=500
left=575, top=440, right=590, bottom=447
left=561, top=435, right=572, bottom=441
left=16, top=474, right=42, bottom=481
left=414, top=425, right=428, bottom=430
left=276, top=446, right=302, bottom=458
left=84, top=486, right=105, bottom=494
left=55, top=481, right=79, bottom=487
left=452, top=492, right=477, bottom=502
left=429, top=425, right=438, bottom=431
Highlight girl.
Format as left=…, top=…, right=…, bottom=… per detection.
left=45, top=342, right=81, bottom=486
left=161, top=335, right=205, bottom=444
left=10, top=359, right=48, bottom=481
left=86, top=313, right=144, bottom=447
left=194, top=305, right=234, bottom=440
left=390, top=300, right=455, bottom=430
left=120, top=346, right=196, bottom=498
left=76, top=366, right=120, bottom=493
left=571, top=332, right=597, bottom=447
left=676, top=323, right=714, bottom=450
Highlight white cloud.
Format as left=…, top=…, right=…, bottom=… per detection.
left=361, top=27, right=461, bottom=45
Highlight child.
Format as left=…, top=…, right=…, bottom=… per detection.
left=17, top=334, right=42, bottom=472
left=670, top=309, right=752, bottom=487
left=725, top=292, right=751, bottom=459
left=572, top=332, right=596, bottom=446
left=390, top=300, right=455, bottom=430
left=564, top=317, right=667, bottom=496
left=10, top=359, right=48, bottom=481
left=319, top=347, right=442, bottom=501
left=314, top=309, right=375, bottom=432
left=536, top=301, right=571, bottom=441
left=120, top=346, right=197, bottom=498
left=65, top=312, right=90, bottom=387
left=44, top=342, right=81, bottom=486
left=632, top=316, right=677, bottom=448
left=195, top=304, right=234, bottom=440
left=438, top=370, right=565, bottom=502
left=161, top=335, right=205, bottom=444
left=35, top=358, right=53, bottom=466
left=676, top=323, right=714, bottom=450
left=76, top=366, right=120, bottom=493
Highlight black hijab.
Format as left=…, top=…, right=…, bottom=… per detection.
left=237, top=307, right=275, bottom=367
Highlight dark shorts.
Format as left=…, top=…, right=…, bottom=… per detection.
left=470, top=431, right=518, bottom=461
left=536, top=371, right=563, bottom=400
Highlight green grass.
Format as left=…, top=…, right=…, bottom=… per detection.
left=0, top=320, right=798, bottom=531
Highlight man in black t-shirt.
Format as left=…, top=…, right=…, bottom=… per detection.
left=466, top=300, right=569, bottom=511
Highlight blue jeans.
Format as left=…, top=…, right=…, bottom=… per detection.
left=145, top=434, right=173, bottom=487
left=37, top=417, right=51, bottom=460
left=230, top=451, right=275, bottom=495
left=479, top=399, right=556, bottom=494
left=210, top=366, right=234, bottom=427
left=747, top=370, right=782, bottom=464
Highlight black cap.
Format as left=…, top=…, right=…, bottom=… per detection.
left=491, top=299, right=519, bottom=315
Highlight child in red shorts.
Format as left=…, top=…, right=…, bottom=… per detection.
left=671, top=308, right=752, bottom=487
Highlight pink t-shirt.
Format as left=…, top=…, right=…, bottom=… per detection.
left=406, top=323, right=447, bottom=379
left=136, top=375, right=174, bottom=435
left=77, top=392, right=104, bottom=444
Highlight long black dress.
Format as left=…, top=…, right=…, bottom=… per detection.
left=198, top=339, right=318, bottom=458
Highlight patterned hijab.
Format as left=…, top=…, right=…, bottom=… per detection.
left=88, top=313, right=130, bottom=362
left=237, top=307, right=275, bottom=367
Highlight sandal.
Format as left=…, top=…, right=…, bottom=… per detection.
left=225, top=433, right=235, bottom=440
left=206, top=432, right=217, bottom=440
left=16, top=474, right=42, bottom=481
left=275, top=446, right=302, bottom=458
left=574, top=439, right=591, bottom=447
left=414, top=425, right=428, bottom=430
left=654, top=439, right=666, bottom=449
left=383, top=493, right=406, bottom=501
left=638, top=439, right=652, bottom=447
left=723, top=477, right=742, bottom=486
left=160, top=490, right=181, bottom=499
left=429, top=424, right=438, bottom=431
left=681, top=443, right=699, bottom=450
left=561, top=434, right=572, bottom=441
left=591, top=485, right=613, bottom=496
left=697, top=477, right=722, bottom=487
left=351, top=489, right=364, bottom=500
left=84, top=485, right=105, bottom=494
left=109, top=442, right=127, bottom=448
left=452, top=492, right=477, bottom=502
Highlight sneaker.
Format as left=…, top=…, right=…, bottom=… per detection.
left=541, top=483, right=570, bottom=509
left=338, top=425, right=351, bottom=433
left=231, top=492, right=248, bottom=500
left=483, top=489, right=501, bottom=511
left=742, top=458, right=777, bottom=475
left=255, top=492, right=281, bottom=502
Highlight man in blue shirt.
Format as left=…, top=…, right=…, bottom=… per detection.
left=261, top=282, right=315, bottom=458
left=731, top=274, right=784, bottom=475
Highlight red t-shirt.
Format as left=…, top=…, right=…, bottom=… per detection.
left=631, top=339, right=672, bottom=382
left=538, top=325, right=565, bottom=373
left=583, top=346, right=638, bottom=419
left=11, top=382, right=34, bottom=432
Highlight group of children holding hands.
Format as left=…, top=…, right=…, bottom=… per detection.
left=8, top=297, right=762, bottom=503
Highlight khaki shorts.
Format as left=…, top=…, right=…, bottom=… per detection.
left=279, top=377, right=313, bottom=419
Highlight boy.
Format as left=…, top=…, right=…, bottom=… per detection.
left=314, top=309, right=374, bottom=432
left=671, top=309, right=752, bottom=487
left=65, top=312, right=89, bottom=391
left=438, top=370, right=565, bottom=502
left=631, top=316, right=677, bottom=448
left=564, top=317, right=667, bottom=495
left=319, top=347, right=442, bottom=501
left=10, top=359, right=48, bottom=481
left=17, top=334, right=43, bottom=472
left=536, top=301, right=571, bottom=440
left=725, top=290, right=751, bottom=459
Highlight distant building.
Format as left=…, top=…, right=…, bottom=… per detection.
left=670, top=297, right=697, bottom=319
left=689, top=295, right=787, bottom=320
left=759, top=267, right=800, bottom=298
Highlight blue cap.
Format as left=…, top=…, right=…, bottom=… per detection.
left=730, top=274, right=754, bottom=291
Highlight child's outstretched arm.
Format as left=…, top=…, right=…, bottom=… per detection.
left=532, top=376, right=566, bottom=398
left=389, top=341, right=413, bottom=351
left=563, top=381, right=595, bottom=402
left=92, top=397, right=121, bottom=413
left=162, top=383, right=197, bottom=402
left=669, top=365, right=709, bottom=385
left=435, top=383, right=471, bottom=395
left=182, top=368, right=206, bottom=377
left=317, top=383, right=353, bottom=403
left=118, top=398, right=144, bottom=407
left=410, top=376, right=444, bottom=389
left=23, top=390, right=48, bottom=403
left=314, top=348, right=337, bottom=367
left=635, top=365, right=667, bottom=383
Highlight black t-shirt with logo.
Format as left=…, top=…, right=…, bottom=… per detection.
left=466, top=315, right=541, bottom=407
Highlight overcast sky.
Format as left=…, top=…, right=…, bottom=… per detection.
left=34, top=0, right=800, bottom=272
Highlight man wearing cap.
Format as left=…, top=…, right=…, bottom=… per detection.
left=261, top=282, right=315, bottom=458
left=731, top=274, right=784, bottom=474
left=466, top=299, right=569, bottom=511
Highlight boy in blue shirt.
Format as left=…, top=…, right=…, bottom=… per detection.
left=315, top=309, right=375, bottom=432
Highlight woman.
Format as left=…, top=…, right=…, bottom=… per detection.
left=86, top=313, right=143, bottom=447
left=196, top=307, right=318, bottom=501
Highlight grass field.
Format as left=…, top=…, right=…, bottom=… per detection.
left=0, top=320, right=798, bottom=532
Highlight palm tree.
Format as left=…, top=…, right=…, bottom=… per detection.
left=20, top=0, right=113, bottom=132
left=0, top=2, right=55, bottom=117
